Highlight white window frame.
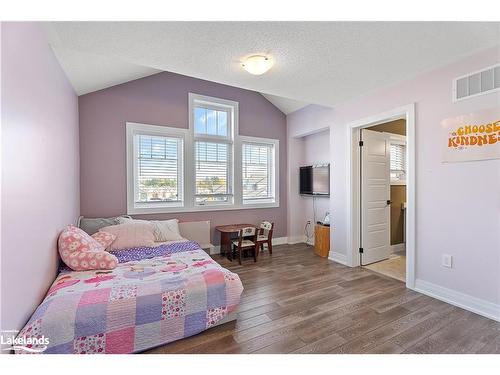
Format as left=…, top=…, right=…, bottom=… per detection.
left=389, top=134, right=407, bottom=186
left=126, top=122, right=188, bottom=215
left=239, top=136, right=280, bottom=208
left=189, top=93, right=237, bottom=208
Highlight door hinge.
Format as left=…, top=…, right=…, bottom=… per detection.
left=359, top=140, right=364, bottom=147
left=359, top=247, right=364, bottom=253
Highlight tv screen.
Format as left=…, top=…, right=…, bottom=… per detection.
left=300, top=165, right=330, bottom=196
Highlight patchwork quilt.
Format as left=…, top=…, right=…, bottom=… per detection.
left=16, top=241, right=243, bottom=354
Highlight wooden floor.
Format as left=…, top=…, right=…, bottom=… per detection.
left=145, top=243, right=500, bottom=354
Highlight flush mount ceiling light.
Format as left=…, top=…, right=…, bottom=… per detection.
left=241, top=55, right=274, bottom=75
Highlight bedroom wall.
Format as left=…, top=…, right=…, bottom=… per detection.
left=302, top=130, right=330, bottom=244
left=78, top=71, right=287, bottom=244
left=286, top=107, right=332, bottom=244
left=0, top=22, right=79, bottom=332
left=286, top=129, right=330, bottom=244
left=287, top=45, right=500, bottom=317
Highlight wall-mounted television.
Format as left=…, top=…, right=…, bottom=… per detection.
left=300, top=164, right=330, bottom=196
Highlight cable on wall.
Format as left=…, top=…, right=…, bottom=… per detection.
left=312, top=196, right=317, bottom=225
left=304, top=221, right=313, bottom=243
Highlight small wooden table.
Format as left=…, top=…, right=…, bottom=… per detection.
left=215, top=224, right=256, bottom=256
left=314, top=224, right=330, bottom=257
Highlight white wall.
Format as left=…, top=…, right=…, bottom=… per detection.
left=287, top=119, right=331, bottom=243
left=287, top=45, right=500, bottom=318
left=1, top=22, right=80, bottom=332
left=302, top=130, right=330, bottom=243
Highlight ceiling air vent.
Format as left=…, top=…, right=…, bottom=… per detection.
left=453, top=63, right=500, bottom=102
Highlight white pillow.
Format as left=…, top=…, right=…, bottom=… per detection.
left=154, top=219, right=183, bottom=242
left=118, top=217, right=183, bottom=242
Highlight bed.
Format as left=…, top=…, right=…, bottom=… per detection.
left=16, top=240, right=243, bottom=354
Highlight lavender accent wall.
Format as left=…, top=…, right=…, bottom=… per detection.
left=78, top=71, right=287, bottom=244
left=1, top=22, right=79, bottom=332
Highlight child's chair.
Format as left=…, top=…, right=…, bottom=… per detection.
left=231, top=227, right=258, bottom=265
left=256, top=221, right=274, bottom=255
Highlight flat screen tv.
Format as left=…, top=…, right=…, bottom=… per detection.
left=300, top=164, right=330, bottom=196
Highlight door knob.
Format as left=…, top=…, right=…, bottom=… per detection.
left=387, top=200, right=392, bottom=205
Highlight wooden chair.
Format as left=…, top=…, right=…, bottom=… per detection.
left=256, top=221, right=274, bottom=255
left=231, top=227, right=258, bottom=265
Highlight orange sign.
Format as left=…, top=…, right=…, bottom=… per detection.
left=442, top=108, right=500, bottom=162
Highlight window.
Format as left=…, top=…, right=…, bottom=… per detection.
left=194, top=107, right=228, bottom=137
left=126, top=94, right=279, bottom=214
left=137, top=135, right=182, bottom=203
left=195, top=141, right=231, bottom=204
left=191, top=93, right=235, bottom=206
left=242, top=142, right=276, bottom=203
left=126, top=123, right=186, bottom=214
left=390, top=142, right=406, bottom=184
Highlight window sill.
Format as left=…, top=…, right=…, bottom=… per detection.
left=127, top=201, right=280, bottom=215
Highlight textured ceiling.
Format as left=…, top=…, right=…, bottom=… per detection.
left=46, top=21, right=500, bottom=112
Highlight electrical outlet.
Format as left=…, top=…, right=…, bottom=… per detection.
left=306, top=220, right=311, bottom=224
left=442, top=254, right=452, bottom=268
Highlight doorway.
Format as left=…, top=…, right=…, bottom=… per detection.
left=360, top=122, right=407, bottom=281
left=346, top=104, right=415, bottom=288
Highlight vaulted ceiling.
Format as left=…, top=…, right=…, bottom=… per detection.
left=45, top=22, right=499, bottom=114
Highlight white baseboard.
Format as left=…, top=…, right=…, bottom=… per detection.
left=414, top=279, right=500, bottom=322
left=210, top=236, right=289, bottom=255
left=273, top=236, right=288, bottom=246
left=390, top=243, right=405, bottom=254
left=287, top=235, right=306, bottom=245
left=329, top=251, right=347, bottom=265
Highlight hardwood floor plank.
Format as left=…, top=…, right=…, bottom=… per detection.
left=403, top=311, right=487, bottom=353
left=142, top=243, right=500, bottom=354
left=329, top=304, right=440, bottom=353
left=291, top=333, right=346, bottom=354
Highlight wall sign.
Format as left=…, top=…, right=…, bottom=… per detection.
left=442, top=107, right=500, bottom=162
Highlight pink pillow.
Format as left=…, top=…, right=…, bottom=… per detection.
left=58, top=226, right=118, bottom=271
left=99, top=222, right=155, bottom=251
left=91, top=231, right=116, bottom=249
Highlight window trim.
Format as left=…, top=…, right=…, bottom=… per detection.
left=189, top=93, right=238, bottom=207
left=126, top=122, right=188, bottom=215
left=238, top=135, right=280, bottom=209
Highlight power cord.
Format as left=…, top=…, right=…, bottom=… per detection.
left=304, top=221, right=313, bottom=244
left=312, top=196, right=317, bottom=225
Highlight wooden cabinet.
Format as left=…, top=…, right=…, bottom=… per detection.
left=314, top=224, right=330, bottom=257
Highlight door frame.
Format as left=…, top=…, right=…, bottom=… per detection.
left=346, top=103, right=416, bottom=289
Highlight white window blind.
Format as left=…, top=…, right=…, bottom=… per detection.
left=390, top=143, right=406, bottom=183
left=136, top=134, right=182, bottom=203
left=195, top=141, right=231, bottom=204
left=242, top=142, right=274, bottom=203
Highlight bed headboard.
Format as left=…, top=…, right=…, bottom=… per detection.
left=178, top=220, right=212, bottom=251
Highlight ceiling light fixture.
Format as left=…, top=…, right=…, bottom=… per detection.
left=241, top=55, right=274, bottom=75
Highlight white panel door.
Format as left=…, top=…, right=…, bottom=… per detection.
left=361, top=129, right=391, bottom=265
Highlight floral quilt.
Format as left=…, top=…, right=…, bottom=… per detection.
left=16, top=241, right=243, bottom=354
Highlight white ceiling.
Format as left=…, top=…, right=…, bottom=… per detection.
left=46, top=22, right=499, bottom=113
left=260, top=93, right=309, bottom=114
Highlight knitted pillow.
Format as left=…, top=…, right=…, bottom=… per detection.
left=99, top=222, right=155, bottom=251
